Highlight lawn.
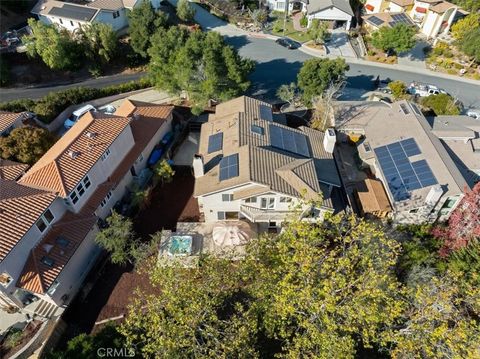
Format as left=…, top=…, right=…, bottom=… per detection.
left=270, top=13, right=309, bottom=43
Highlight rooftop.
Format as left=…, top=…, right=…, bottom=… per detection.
left=195, top=96, right=341, bottom=208
left=336, top=101, right=468, bottom=208
left=0, top=159, right=29, bottom=181
left=306, top=0, right=354, bottom=16
left=19, top=112, right=131, bottom=197
left=0, top=179, right=56, bottom=261
left=364, top=12, right=416, bottom=28
left=16, top=99, right=173, bottom=294
left=0, top=111, right=24, bottom=134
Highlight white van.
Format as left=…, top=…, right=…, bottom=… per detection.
left=64, top=104, right=96, bottom=129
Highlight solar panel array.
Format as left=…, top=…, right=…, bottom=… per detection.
left=219, top=154, right=239, bottom=181
left=208, top=132, right=223, bottom=153
left=269, top=124, right=310, bottom=157
left=389, top=13, right=415, bottom=27
left=49, top=4, right=97, bottom=21
left=374, top=138, right=437, bottom=201
left=368, top=16, right=384, bottom=26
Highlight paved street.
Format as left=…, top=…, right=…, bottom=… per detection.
left=1, top=1, right=479, bottom=109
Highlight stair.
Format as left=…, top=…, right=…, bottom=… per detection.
left=26, top=299, right=59, bottom=319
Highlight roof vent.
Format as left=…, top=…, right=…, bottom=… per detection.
left=68, top=150, right=80, bottom=159
left=132, top=112, right=140, bottom=120
left=86, top=131, right=97, bottom=139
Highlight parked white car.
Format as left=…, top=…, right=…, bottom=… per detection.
left=407, top=82, right=447, bottom=97
left=467, top=109, right=480, bottom=120
left=64, top=104, right=96, bottom=128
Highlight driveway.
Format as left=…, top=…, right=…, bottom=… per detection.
left=325, top=30, right=357, bottom=58
left=398, top=38, right=429, bottom=67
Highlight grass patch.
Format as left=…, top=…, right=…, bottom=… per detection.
left=270, top=13, right=308, bottom=43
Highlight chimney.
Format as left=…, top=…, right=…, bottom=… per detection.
left=85, top=131, right=96, bottom=139
left=68, top=150, right=79, bottom=159
left=323, top=128, right=336, bottom=154
left=192, top=154, right=204, bottom=178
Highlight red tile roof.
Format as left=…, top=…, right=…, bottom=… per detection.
left=0, top=159, right=29, bottom=181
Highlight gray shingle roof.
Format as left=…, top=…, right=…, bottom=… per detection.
left=307, top=0, right=354, bottom=16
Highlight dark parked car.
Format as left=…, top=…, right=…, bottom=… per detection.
left=275, top=37, right=300, bottom=50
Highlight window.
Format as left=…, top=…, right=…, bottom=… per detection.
left=36, top=209, right=54, bottom=232
left=225, top=211, right=238, bottom=220
left=100, top=191, right=113, bottom=207
left=276, top=2, right=285, bottom=9
left=245, top=197, right=257, bottom=203
left=222, top=194, right=234, bottom=202
left=101, top=148, right=111, bottom=161
left=69, top=191, right=79, bottom=204
left=268, top=221, right=277, bottom=228
left=70, top=20, right=74, bottom=26
left=280, top=197, right=292, bottom=203
left=59, top=18, right=63, bottom=24
left=41, top=256, right=55, bottom=267
left=83, top=175, right=91, bottom=189
left=251, top=125, right=264, bottom=135
left=113, top=10, right=120, bottom=18
left=218, top=212, right=226, bottom=220
left=260, top=197, right=275, bottom=209
left=67, top=175, right=91, bottom=205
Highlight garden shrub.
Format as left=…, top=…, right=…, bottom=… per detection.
left=300, top=15, right=308, bottom=28
left=0, top=78, right=152, bottom=124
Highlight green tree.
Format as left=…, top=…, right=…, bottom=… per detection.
left=297, top=58, right=349, bottom=106
left=307, top=19, right=331, bottom=45
left=276, top=82, right=300, bottom=107
left=371, top=23, right=417, bottom=54
left=420, top=93, right=461, bottom=115
left=388, top=80, right=408, bottom=100
left=25, top=19, right=82, bottom=70
left=148, top=29, right=254, bottom=114
left=80, top=23, right=118, bottom=66
left=46, top=324, right=128, bottom=359
left=128, top=0, right=168, bottom=58
left=120, top=215, right=404, bottom=357
left=0, top=126, right=56, bottom=165
left=460, top=27, right=480, bottom=63
left=153, top=159, right=175, bottom=186
left=449, top=0, right=480, bottom=13
left=95, top=211, right=137, bottom=265
left=251, top=9, right=268, bottom=27
left=451, top=13, right=480, bottom=40
left=176, top=0, right=196, bottom=22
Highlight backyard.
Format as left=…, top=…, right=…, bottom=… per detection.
left=56, top=167, right=200, bottom=346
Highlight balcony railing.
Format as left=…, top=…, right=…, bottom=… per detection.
left=240, top=205, right=297, bottom=222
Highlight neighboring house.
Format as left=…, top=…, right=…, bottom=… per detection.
left=363, top=0, right=458, bottom=39
left=305, top=0, right=354, bottom=29
left=266, top=0, right=353, bottom=30
left=336, top=100, right=468, bottom=224
left=31, top=0, right=160, bottom=33
left=0, top=111, right=27, bottom=136
left=193, top=96, right=343, bottom=233
left=0, top=159, right=29, bottom=181
left=0, top=99, right=173, bottom=315
left=429, top=115, right=480, bottom=187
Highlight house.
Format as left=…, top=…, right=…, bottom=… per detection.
left=0, top=99, right=173, bottom=315
left=305, top=0, right=354, bottom=29
left=336, top=100, right=468, bottom=224
left=266, top=0, right=354, bottom=30
left=193, top=96, right=343, bottom=233
left=363, top=0, right=458, bottom=39
left=429, top=115, right=480, bottom=187
left=0, top=111, right=28, bottom=136
left=31, top=0, right=160, bottom=33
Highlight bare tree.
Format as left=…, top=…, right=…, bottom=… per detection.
left=309, top=81, right=345, bottom=131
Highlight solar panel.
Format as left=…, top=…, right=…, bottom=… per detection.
left=400, top=103, right=410, bottom=115
left=374, top=138, right=437, bottom=201
left=219, top=154, right=239, bottom=181
left=251, top=124, right=264, bottom=135
left=269, top=124, right=310, bottom=157
left=208, top=133, right=223, bottom=153
left=48, top=4, right=98, bottom=21
left=368, top=16, right=384, bottom=26
left=389, top=13, right=415, bottom=27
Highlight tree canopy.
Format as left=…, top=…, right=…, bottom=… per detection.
left=451, top=13, right=480, bottom=41
left=176, top=0, right=196, bottom=22
left=420, top=93, right=461, bottom=115
left=449, top=0, right=479, bottom=13
left=80, top=23, right=118, bottom=66
left=0, top=126, right=56, bottom=165
left=388, top=80, right=408, bottom=100
left=459, top=27, right=480, bottom=63
left=371, top=23, right=417, bottom=54
left=297, top=58, right=348, bottom=106
left=307, top=19, right=331, bottom=45
left=25, top=19, right=82, bottom=70
left=148, top=28, right=254, bottom=114
left=127, top=0, right=168, bottom=58
left=120, top=215, right=405, bottom=357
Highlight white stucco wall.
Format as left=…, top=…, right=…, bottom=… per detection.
left=93, top=8, right=129, bottom=31
left=389, top=2, right=405, bottom=12
left=307, top=7, right=352, bottom=29
left=365, top=0, right=383, bottom=13
left=39, top=14, right=89, bottom=32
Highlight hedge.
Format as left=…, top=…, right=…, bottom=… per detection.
left=0, top=78, right=153, bottom=124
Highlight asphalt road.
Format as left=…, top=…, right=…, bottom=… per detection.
left=2, top=4, right=479, bottom=109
